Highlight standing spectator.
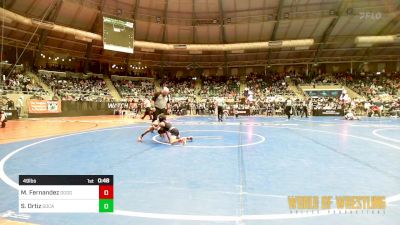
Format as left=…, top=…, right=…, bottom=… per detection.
left=301, top=101, right=309, bottom=118
left=16, top=96, right=24, bottom=117
left=0, top=111, right=6, bottom=128
left=216, top=98, right=225, bottom=122
left=285, top=98, right=293, bottom=120
left=7, top=99, right=14, bottom=110
left=141, top=96, right=153, bottom=120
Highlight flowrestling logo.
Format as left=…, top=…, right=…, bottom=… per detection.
left=288, top=196, right=386, bottom=214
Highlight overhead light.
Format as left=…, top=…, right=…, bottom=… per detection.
left=295, top=46, right=310, bottom=50
left=231, top=50, right=244, bottom=54
left=355, top=35, right=400, bottom=45
left=49, top=57, right=51, bottom=59
left=112, top=64, right=116, bottom=68
left=0, top=17, right=12, bottom=24
left=69, top=59, right=71, bottom=61
left=31, top=18, right=54, bottom=29
left=376, top=72, right=381, bottom=75
left=173, top=44, right=187, bottom=49
left=62, top=59, right=64, bottom=61
left=189, top=50, right=202, bottom=54
left=141, top=48, right=155, bottom=52
left=269, top=40, right=283, bottom=47
left=356, top=43, right=373, bottom=48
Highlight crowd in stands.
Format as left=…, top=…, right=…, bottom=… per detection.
left=344, top=72, right=400, bottom=100
left=200, top=77, right=240, bottom=98
left=160, top=77, right=195, bottom=98
left=292, top=72, right=342, bottom=85
left=292, top=71, right=400, bottom=99
left=40, top=73, right=112, bottom=101
left=113, top=79, right=154, bottom=99
left=286, top=71, right=400, bottom=117
left=246, top=72, right=296, bottom=100
left=1, top=66, right=399, bottom=118
left=1, top=72, right=46, bottom=95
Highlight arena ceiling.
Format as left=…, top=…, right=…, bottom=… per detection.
left=2, top=0, right=400, bottom=68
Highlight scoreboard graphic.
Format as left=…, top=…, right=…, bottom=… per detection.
left=103, top=16, right=134, bottom=54
left=18, top=175, right=113, bottom=213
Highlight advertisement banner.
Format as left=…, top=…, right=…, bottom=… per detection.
left=29, top=100, right=62, bottom=114
left=106, top=102, right=129, bottom=109
left=236, top=109, right=250, bottom=116
left=313, top=109, right=344, bottom=116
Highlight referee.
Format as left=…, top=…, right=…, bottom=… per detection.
left=216, top=98, right=225, bottom=122
left=152, top=87, right=170, bottom=122
left=285, top=98, right=293, bottom=120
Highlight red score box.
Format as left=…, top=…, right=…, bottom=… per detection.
left=99, top=185, right=114, bottom=199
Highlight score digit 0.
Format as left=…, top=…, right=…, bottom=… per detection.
left=99, top=185, right=113, bottom=199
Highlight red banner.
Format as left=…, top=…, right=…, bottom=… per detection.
left=28, top=100, right=62, bottom=114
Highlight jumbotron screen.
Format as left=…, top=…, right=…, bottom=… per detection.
left=102, top=16, right=134, bottom=54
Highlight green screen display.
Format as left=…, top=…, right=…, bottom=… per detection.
left=103, top=16, right=134, bottom=53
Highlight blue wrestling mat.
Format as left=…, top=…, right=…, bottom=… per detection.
left=0, top=116, right=399, bottom=225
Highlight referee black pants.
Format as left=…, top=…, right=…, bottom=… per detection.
left=285, top=106, right=292, bottom=120
left=142, top=107, right=152, bottom=120
left=152, top=107, right=166, bottom=122
left=217, top=106, right=223, bottom=122
left=301, top=107, right=308, bottom=118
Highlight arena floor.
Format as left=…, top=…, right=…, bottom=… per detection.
left=0, top=115, right=400, bottom=225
